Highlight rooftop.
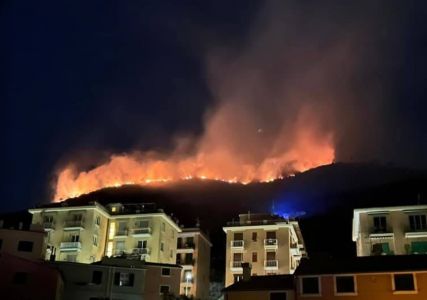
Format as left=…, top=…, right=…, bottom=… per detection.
left=223, top=275, right=295, bottom=292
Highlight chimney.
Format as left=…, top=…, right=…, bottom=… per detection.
left=241, top=262, right=251, bottom=282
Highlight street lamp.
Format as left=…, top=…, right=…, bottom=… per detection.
left=185, top=271, right=192, bottom=297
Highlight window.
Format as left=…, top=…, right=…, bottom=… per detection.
left=66, top=254, right=77, bottom=262
left=184, top=286, right=191, bottom=295
left=266, top=231, right=276, bottom=239
left=95, top=215, right=101, bottom=226
left=73, top=214, right=83, bottom=221
left=162, top=268, right=171, bottom=276
left=393, top=274, right=415, bottom=292
left=160, top=242, right=164, bottom=251
left=301, top=277, right=320, bottom=295
left=114, top=272, right=134, bottom=287
left=335, top=276, right=356, bottom=294
left=233, top=274, right=243, bottom=283
left=252, top=252, right=258, bottom=262
left=252, top=232, right=257, bottom=241
left=93, top=235, right=98, bottom=246
left=411, top=241, right=427, bottom=254
left=161, top=222, right=165, bottom=232
left=234, top=232, right=243, bottom=240
left=91, top=271, right=103, bottom=284
left=137, top=240, right=147, bottom=249
left=160, top=285, right=170, bottom=294
left=43, top=215, right=54, bottom=223
left=409, top=215, right=427, bottom=231
left=170, top=249, right=173, bottom=258
left=270, top=292, right=287, bottom=300
left=70, top=234, right=80, bottom=242
left=17, top=241, right=34, bottom=252
left=12, top=272, right=28, bottom=284
left=373, top=216, right=387, bottom=232
left=372, top=243, right=391, bottom=255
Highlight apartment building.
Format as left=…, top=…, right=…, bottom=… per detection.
left=295, top=255, right=427, bottom=300
left=223, top=213, right=306, bottom=287
left=176, top=227, right=212, bottom=299
left=105, top=203, right=181, bottom=265
left=28, top=201, right=181, bottom=264
left=353, top=205, right=427, bottom=256
left=29, top=202, right=110, bottom=263
left=53, top=257, right=181, bottom=300
left=0, top=227, right=47, bottom=260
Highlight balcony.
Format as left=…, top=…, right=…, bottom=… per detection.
left=231, top=240, right=244, bottom=250
left=131, top=227, right=151, bottom=237
left=230, top=261, right=243, bottom=272
left=60, top=242, right=82, bottom=252
left=63, top=220, right=85, bottom=230
left=405, top=227, right=427, bottom=238
left=132, top=247, right=150, bottom=255
left=177, top=242, right=195, bottom=253
left=43, top=222, right=55, bottom=231
left=368, top=227, right=394, bottom=239
left=264, top=260, right=278, bottom=270
left=264, top=239, right=278, bottom=250
left=180, top=258, right=195, bottom=267
left=114, top=229, right=129, bottom=238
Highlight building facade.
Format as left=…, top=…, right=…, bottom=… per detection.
left=52, top=257, right=181, bottom=300
left=28, top=202, right=181, bottom=264
left=176, top=227, right=212, bottom=299
left=353, top=205, right=427, bottom=256
left=0, top=227, right=47, bottom=260
left=223, top=213, right=306, bottom=287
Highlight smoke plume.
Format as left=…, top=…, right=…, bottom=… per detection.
left=54, top=1, right=401, bottom=200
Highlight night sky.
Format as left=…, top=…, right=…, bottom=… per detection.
left=3, top=1, right=427, bottom=212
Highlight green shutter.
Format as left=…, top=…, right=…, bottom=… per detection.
left=411, top=241, right=427, bottom=254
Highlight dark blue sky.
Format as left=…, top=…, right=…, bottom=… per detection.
left=2, top=1, right=427, bottom=212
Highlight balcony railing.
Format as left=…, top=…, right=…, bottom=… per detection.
left=115, top=229, right=128, bottom=237
left=179, top=258, right=195, bottom=266
left=369, top=227, right=393, bottom=238
left=132, top=247, right=150, bottom=255
left=43, top=222, right=55, bottom=230
left=264, top=260, right=278, bottom=269
left=64, top=219, right=85, bottom=229
left=405, top=227, right=427, bottom=238
left=60, top=242, right=82, bottom=251
left=231, top=240, right=244, bottom=249
left=131, top=227, right=151, bottom=236
left=230, top=261, right=243, bottom=271
left=264, top=239, right=278, bottom=249
left=178, top=242, right=195, bottom=249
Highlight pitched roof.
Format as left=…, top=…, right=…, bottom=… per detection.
left=223, top=275, right=295, bottom=292
left=296, top=255, right=427, bottom=275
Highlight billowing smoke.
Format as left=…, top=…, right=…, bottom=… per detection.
left=54, top=1, right=402, bottom=200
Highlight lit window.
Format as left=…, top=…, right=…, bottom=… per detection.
left=301, top=277, right=320, bottom=295
left=106, top=242, right=113, bottom=257
left=335, top=275, right=356, bottom=294
left=111, top=207, right=117, bottom=212
left=109, top=222, right=116, bottom=239
left=114, top=272, right=134, bottom=287
left=161, top=268, right=171, bottom=276
left=394, top=274, right=415, bottom=292
left=17, top=241, right=34, bottom=252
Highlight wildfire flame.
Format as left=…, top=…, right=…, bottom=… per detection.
left=54, top=112, right=335, bottom=200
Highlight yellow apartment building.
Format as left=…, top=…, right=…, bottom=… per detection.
left=353, top=205, right=427, bottom=256
left=28, top=201, right=181, bottom=264
left=223, top=213, right=306, bottom=287
left=176, top=227, right=212, bottom=300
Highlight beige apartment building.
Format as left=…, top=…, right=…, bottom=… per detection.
left=28, top=202, right=181, bottom=265
left=176, top=227, right=211, bottom=300
left=0, top=227, right=47, bottom=260
left=223, top=213, right=306, bottom=287
left=353, top=205, right=427, bottom=256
